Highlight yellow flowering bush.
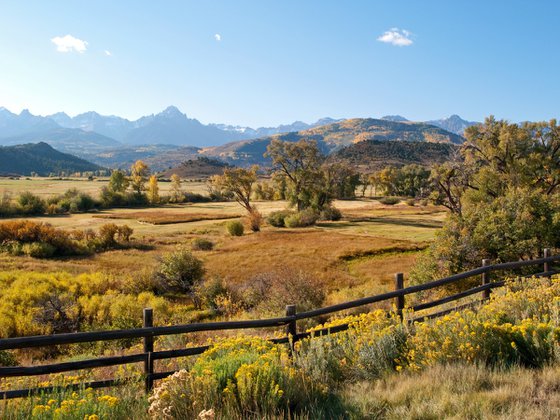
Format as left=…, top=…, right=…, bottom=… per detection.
left=1, top=386, right=144, bottom=420
left=406, top=277, right=560, bottom=370
left=297, top=310, right=407, bottom=385
left=148, top=336, right=328, bottom=419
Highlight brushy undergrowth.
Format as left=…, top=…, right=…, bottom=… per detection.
left=3, top=276, right=560, bottom=419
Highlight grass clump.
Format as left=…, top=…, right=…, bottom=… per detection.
left=191, top=237, right=214, bottom=251
left=266, top=210, right=294, bottom=227
left=284, top=209, right=319, bottom=228
left=226, top=220, right=244, bottom=236
left=319, top=206, right=342, bottom=221
left=379, top=196, right=400, bottom=205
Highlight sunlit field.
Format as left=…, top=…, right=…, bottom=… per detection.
left=0, top=191, right=445, bottom=306
left=0, top=177, right=210, bottom=198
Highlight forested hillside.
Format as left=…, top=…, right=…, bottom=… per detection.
left=0, top=142, right=103, bottom=176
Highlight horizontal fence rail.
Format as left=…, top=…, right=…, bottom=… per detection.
left=1, top=250, right=559, bottom=399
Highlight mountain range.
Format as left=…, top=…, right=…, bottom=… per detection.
left=0, top=142, right=103, bottom=176
left=200, top=118, right=464, bottom=166
left=0, top=106, right=476, bottom=148
left=0, top=105, right=479, bottom=171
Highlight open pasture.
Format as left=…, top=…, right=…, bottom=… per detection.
left=0, top=198, right=446, bottom=305
left=0, top=177, right=210, bottom=198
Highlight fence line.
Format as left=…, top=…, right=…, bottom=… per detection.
left=1, top=250, right=558, bottom=399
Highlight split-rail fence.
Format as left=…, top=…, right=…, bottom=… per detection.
left=1, top=249, right=558, bottom=399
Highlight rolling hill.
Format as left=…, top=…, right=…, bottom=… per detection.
left=330, top=140, right=458, bottom=172
left=160, top=156, right=231, bottom=178
left=201, top=118, right=463, bottom=166
left=0, top=142, right=104, bottom=176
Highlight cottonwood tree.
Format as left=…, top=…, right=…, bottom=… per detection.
left=130, top=160, right=150, bottom=195
left=210, top=166, right=262, bottom=231
left=413, top=117, right=560, bottom=283
left=148, top=175, right=160, bottom=204
left=170, top=174, right=182, bottom=202
left=108, top=170, right=129, bottom=193
left=265, top=139, right=324, bottom=211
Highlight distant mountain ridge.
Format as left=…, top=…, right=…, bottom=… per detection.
left=202, top=118, right=464, bottom=166
left=426, top=115, right=478, bottom=136
left=0, top=142, right=103, bottom=176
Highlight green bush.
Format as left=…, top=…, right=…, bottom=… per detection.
left=155, top=248, right=205, bottom=294
left=192, top=237, right=214, bottom=251
left=284, top=209, right=319, bottom=228
left=319, top=206, right=342, bottom=221
left=17, top=191, right=46, bottom=215
left=379, top=196, right=400, bottom=205
left=226, top=220, right=244, bottom=236
left=266, top=210, right=294, bottom=227
left=0, top=350, right=17, bottom=367
left=22, top=242, right=56, bottom=259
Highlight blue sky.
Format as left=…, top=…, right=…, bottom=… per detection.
left=0, top=1, right=559, bottom=127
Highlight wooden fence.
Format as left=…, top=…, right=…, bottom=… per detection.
left=1, top=249, right=559, bottom=400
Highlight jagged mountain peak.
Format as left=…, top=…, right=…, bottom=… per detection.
left=381, top=115, right=409, bottom=122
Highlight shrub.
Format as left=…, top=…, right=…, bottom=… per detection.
left=405, top=198, right=416, bottom=206
left=284, top=209, right=319, bottom=228
left=226, top=220, right=244, bottom=236
left=0, top=350, right=17, bottom=366
left=234, top=268, right=325, bottom=316
left=155, top=248, right=205, bottom=294
left=319, top=206, right=342, bottom=221
left=379, top=196, right=400, bottom=205
left=297, top=310, right=406, bottom=386
left=17, top=191, right=46, bottom=215
left=0, top=192, right=16, bottom=217
left=193, top=277, right=230, bottom=311
left=148, top=336, right=329, bottom=419
left=22, top=242, right=56, bottom=259
left=266, top=210, right=294, bottom=227
left=183, top=192, right=212, bottom=203
left=116, top=225, right=133, bottom=242
left=192, top=237, right=214, bottom=251
left=247, top=210, right=263, bottom=232
left=98, top=223, right=120, bottom=248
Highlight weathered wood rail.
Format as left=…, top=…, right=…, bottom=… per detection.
left=1, top=249, right=558, bottom=399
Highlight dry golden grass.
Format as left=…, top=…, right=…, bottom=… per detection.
left=344, top=363, right=560, bottom=419
left=0, top=177, right=210, bottom=198
left=93, top=211, right=241, bottom=225
left=0, top=199, right=445, bottom=306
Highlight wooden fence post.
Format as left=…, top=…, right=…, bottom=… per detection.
left=482, top=259, right=491, bottom=300
left=143, top=308, right=154, bottom=393
left=394, top=273, right=404, bottom=321
left=544, top=248, right=550, bottom=274
left=286, top=305, right=297, bottom=350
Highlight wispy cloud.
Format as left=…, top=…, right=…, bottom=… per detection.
left=377, top=28, right=413, bottom=47
left=214, top=33, right=222, bottom=42
left=104, top=50, right=112, bottom=56
left=51, top=34, right=88, bottom=53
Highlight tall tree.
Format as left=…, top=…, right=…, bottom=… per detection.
left=148, top=175, right=160, bottom=204
left=130, top=160, right=150, bottom=195
left=170, top=174, right=182, bottom=203
left=265, top=139, right=324, bottom=211
left=209, top=166, right=261, bottom=231
left=108, top=169, right=129, bottom=193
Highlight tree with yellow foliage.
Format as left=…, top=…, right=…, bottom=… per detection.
left=148, top=175, right=160, bottom=204
left=170, top=174, right=182, bottom=203
left=130, top=160, right=150, bottom=195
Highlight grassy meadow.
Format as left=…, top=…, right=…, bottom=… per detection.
left=0, top=176, right=446, bottom=307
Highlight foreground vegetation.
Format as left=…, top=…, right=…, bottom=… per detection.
left=2, top=276, right=560, bottom=419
